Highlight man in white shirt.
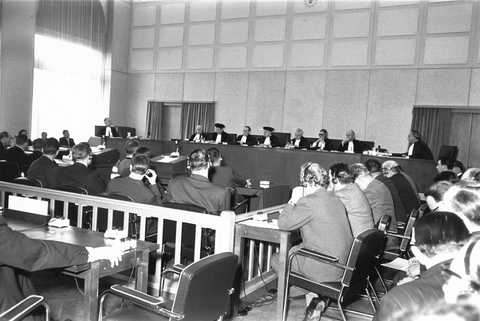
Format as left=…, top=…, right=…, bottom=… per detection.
left=236, top=126, right=256, bottom=146
left=338, top=129, right=365, bottom=154
left=214, top=123, right=228, bottom=144
left=259, top=126, right=280, bottom=148
left=290, top=128, right=309, bottom=149
left=189, top=125, right=205, bottom=143
left=102, top=117, right=118, bottom=137
left=405, top=130, right=434, bottom=160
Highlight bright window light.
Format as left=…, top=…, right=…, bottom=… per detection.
left=32, top=34, right=108, bottom=142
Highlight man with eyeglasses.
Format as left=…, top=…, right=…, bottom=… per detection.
left=374, top=212, right=470, bottom=321
left=310, top=129, right=333, bottom=151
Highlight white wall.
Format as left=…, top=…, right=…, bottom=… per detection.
left=0, top=0, right=36, bottom=134
left=124, top=0, right=480, bottom=151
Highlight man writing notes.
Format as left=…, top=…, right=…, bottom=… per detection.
left=406, top=130, right=434, bottom=160
left=258, top=126, right=281, bottom=148
left=236, top=126, right=257, bottom=146
left=338, top=129, right=365, bottom=153
left=213, top=123, right=230, bottom=144
left=100, top=117, right=118, bottom=138
left=310, top=129, right=332, bottom=151
left=189, top=125, right=205, bottom=143
left=290, top=128, right=309, bottom=149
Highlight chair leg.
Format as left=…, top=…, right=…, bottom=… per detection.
left=42, top=303, right=50, bottom=321
left=368, top=278, right=380, bottom=306
left=375, top=266, right=388, bottom=294
left=98, top=292, right=110, bottom=321
left=281, top=277, right=290, bottom=321
left=337, top=299, right=347, bottom=321
left=365, top=287, right=376, bottom=313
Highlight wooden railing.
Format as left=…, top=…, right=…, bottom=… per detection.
left=235, top=205, right=286, bottom=297
left=0, top=182, right=236, bottom=292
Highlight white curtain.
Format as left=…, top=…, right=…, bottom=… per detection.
left=32, top=0, right=110, bottom=142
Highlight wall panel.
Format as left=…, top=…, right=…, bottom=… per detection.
left=246, top=71, right=286, bottom=133
left=126, top=74, right=155, bottom=136
left=323, top=70, right=369, bottom=139
left=366, top=69, right=417, bottom=152
left=154, top=73, right=184, bottom=101
left=417, top=69, right=470, bottom=105
left=283, top=71, right=326, bottom=136
left=183, top=72, right=215, bottom=101
left=214, top=72, right=249, bottom=132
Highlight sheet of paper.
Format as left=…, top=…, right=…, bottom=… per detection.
left=381, top=257, right=410, bottom=271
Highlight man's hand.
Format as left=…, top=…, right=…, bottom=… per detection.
left=145, top=169, right=158, bottom=185
left=86, top=242, right=133, bottom=267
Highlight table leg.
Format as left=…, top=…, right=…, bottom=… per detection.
left=84, top=262, right=100, bottom=321
left=276, top=232, right=291, bottom=321
left=135, top=250, right=150, bottom=293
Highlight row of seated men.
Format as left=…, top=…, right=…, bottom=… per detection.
left=275, top=160, right=480, bottom=321
left=189, top=123, right=435, bottom=160
left=0, top=129, right=75, bottom=173
left=16, top=134, right=423, bottom=228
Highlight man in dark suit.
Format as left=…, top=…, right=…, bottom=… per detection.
left=27, top=138, right=60, bottom=188
left=374, top=212, right=470, bottom=321
left=212, top=123, right=230, bottom=144
left=365, top=158, right=407, bottom=227
left=59, top=129, right=75, bottom=148
left=107, top=155, right=162, bottom=205
left=17, top=129, right=32, bottom=146
left=337, top=129, right=366, bottom=153
left=258, top=126, right=281, bottom=148
left=290, top=128, right=309, bottom=149
left=189, top=125, right=205, bottom=143
left=166, top=149, right=230, bottom=214
left=382, top=160, right=420, bottom=223
left=310, top=129, right=333, bottom=151
left=5, top=134, right=31, bottom=174
left=56, top=142, right=106, bottom=195
left=99, top=117, right=119, bottom=137
left=0, top=213, right=123, bottom=313
left=406, top=130, right=434, bottom=160
left=30, top=139, right=44, bottom=163
left=236, top=126, right=257, bottom=146
left=0, top=131, right=10, bottom=159
left=272, top=163, right=353, bottom=316
left=207, top=147, right=246, bottom=188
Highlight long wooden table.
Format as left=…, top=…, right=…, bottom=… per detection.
left=5, top=210, right=158, bottom=321
left=107, top=138, right=437, bottom=192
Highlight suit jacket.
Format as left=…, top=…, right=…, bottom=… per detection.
left=0, top=144, right=7, bottom=159
left=30, top=151, right=43, bottom=163
left=56, top=163, right=106, bottom=195
left=99, top=126, right=119, bottom=137
left=290, top=137, right=309, bottom=149
left=362, top=179, right=397, bottom=231
left=389, top=173, right=420, bottom=222
left=209, top=165, right=246, bottom=188
left=338, top=139, right=366, bottom=153
left=189, top=133, right=205, bottom=142
left=279, top=189, right=353, bottom=283
left=236, top=134, right=257, bottom=146
left=258, top=135, right=281, bottom=148
left=373, top=262, right=450, bottom=321
left=375, top=175, right=407, bottom=225
left=27, top=155, right=59, bottom=188
left=166, top=174, right=230, bottom=214
left=0, top=215, right=87, bottom=312
left=310, top=138, right=334, bottom=151
left=59, top=137, right=75, bottom=148
left=211, top=132, right=231, bottom=144
left=4, top=146, right=30, bottom=174
left=107, top=176, right=162, bottom=205
left=409, top=140, right=434, bottom=160
left=334, top=184, right=374, bottom=237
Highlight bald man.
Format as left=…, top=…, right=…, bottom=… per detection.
left=337, top=129, right=367, bottom=154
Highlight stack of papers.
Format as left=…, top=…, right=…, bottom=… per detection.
left=381, top=258, right=410, bottom=271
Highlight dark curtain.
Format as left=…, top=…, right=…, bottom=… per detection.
left=180, top=103, right=215, bottom=139
left=145, top=102, right=163, bottom=140
left=411, top=107, right=452, bottom=159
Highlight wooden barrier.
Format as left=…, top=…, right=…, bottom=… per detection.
left=0, top=182, right=236, bottom=292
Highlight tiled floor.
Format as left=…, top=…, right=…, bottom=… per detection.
left=31, top=271, right=373, bottom=321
